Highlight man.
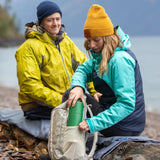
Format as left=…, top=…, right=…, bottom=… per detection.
left=15, top=1, right=96, bottom=120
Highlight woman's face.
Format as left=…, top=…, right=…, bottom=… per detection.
left=87, top=37, right=104, bottom=53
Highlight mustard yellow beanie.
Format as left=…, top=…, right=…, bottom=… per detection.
left=84, top=4, right=114, bottom=38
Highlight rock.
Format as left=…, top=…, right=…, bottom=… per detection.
left=102, top=141, right=160, bottom=160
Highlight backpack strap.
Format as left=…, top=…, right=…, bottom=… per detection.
left=86, top=104, right=98, bottom=159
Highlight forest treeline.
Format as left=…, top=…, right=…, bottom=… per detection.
left=0, top=4, right=24, bottom=47
left=0, top=4, right=22, bottom=39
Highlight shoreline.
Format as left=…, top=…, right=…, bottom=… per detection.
left=0, top=85, right=160, bottom=141
left=0, top=38, right=25, bottom=47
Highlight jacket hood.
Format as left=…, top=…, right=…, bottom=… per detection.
left=115, top=26, right=131, bottom=51
left=24, top=22, right=65, bottom=43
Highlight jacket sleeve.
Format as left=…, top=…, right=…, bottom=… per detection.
left=71, top=59, right=94, bottom=90
left=15, top=45, right=63, bottom=107
left=86, top=53, right=136, bottom=133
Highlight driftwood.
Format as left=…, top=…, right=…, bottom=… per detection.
left=0, top=121, right=48, bottom=159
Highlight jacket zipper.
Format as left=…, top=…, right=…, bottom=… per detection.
left=51, top=40, right=71, bottom=87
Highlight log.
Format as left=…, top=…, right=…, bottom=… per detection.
left=0, top=121, right=48, bottom=159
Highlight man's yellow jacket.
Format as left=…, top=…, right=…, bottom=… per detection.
left=15, top=23, right=96, bottom=108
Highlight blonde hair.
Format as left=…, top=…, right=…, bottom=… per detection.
left=84, top=29, right=121, bottom=76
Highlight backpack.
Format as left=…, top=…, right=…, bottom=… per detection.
left=48, top=101, right=98, bottom=160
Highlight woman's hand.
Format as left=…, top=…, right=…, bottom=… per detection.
left=79, top=120, right=89, bottom=132
left=67, top=86, right=85, bottom=107
left=93, top=92, right=102, bottom=102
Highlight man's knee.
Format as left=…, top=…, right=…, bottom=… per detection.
left=62, top=89, right=71, bottom=103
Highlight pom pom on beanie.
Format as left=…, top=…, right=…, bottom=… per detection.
left=37, top=1, right=62, bottom=25
left=84, top=4, right=114, bottom=38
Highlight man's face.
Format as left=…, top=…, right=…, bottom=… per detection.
left=40, top=12, right=61, bottom=36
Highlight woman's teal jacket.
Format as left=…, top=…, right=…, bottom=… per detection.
left=71, top=26, right=145, bottom=133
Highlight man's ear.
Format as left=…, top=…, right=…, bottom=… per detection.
left=40, top=23, right=43, bottom=27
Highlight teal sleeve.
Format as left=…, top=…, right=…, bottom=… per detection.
left=86, top=52, right=136, bottom=133
left=71, top=59, right=94, bottom=91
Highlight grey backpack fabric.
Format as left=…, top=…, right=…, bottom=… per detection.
left=48, top=101, right=97, bottom=160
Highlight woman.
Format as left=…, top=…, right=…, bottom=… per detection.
left=67, top=4, right=145, bottom=137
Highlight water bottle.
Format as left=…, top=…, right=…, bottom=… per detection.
left=67, top=99, right=83, bottom=126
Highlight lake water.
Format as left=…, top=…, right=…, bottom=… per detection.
left=0, top=36, right=160, bottom=113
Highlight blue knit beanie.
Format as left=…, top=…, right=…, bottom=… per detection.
left=37, top=1, right=62, bottom=25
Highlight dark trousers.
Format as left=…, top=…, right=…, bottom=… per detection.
left=24, top=106, right=53, bottom=120
left=62, top=89, right=141, bottom=137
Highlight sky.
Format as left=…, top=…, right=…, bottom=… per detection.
left=0, top=0, right=160, bottom=37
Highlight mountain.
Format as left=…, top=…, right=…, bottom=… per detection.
left=1, top=0, right=160, bottom=37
